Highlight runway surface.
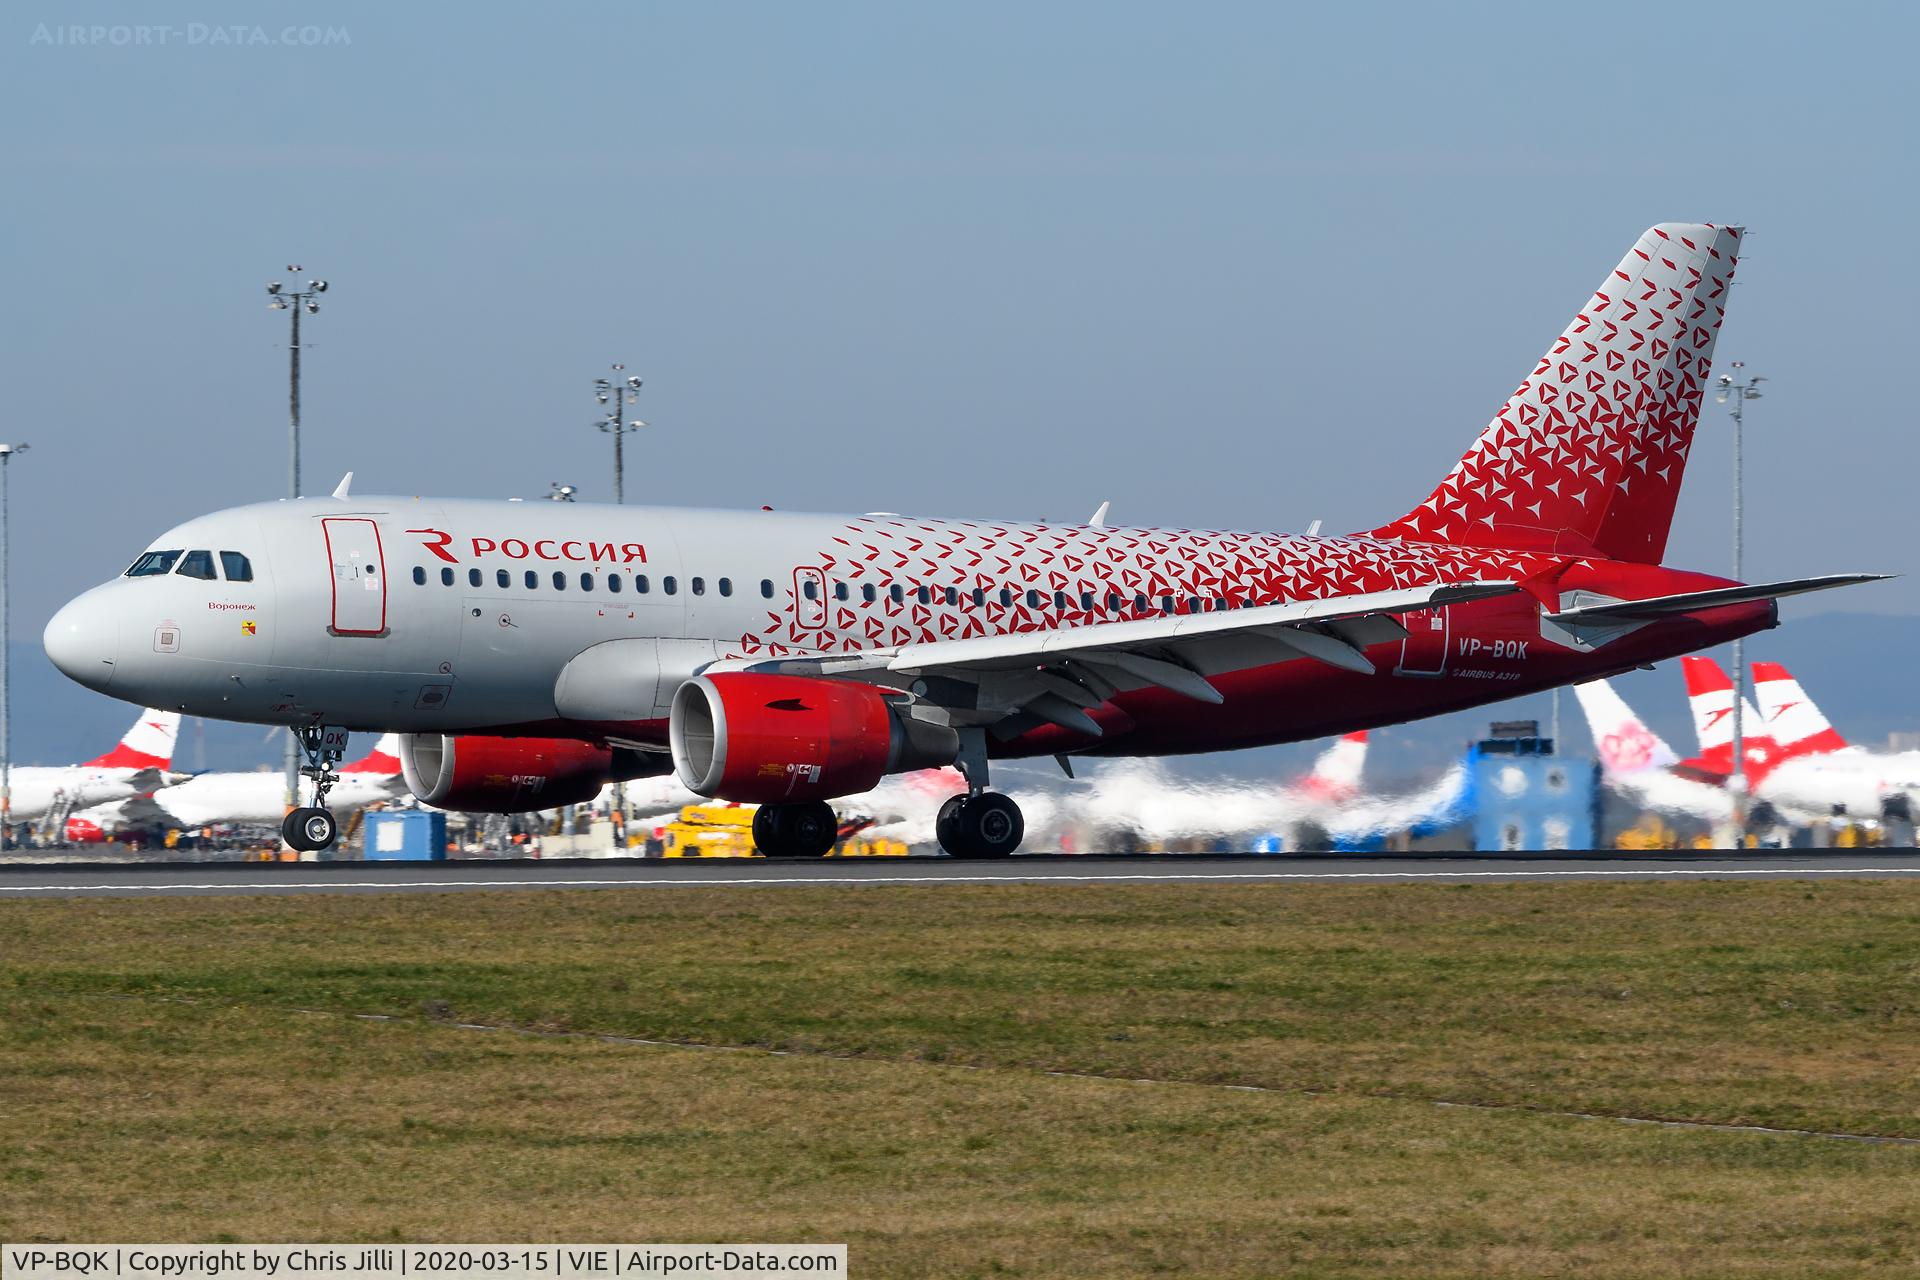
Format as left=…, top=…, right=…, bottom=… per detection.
left=4, top=851, right=1920, bottom=897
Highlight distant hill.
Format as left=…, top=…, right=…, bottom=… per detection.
left=7, top=611, right=1915, bottom=780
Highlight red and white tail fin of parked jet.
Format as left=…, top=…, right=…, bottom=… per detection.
left=1301, top=732, right=1368, bottom=802
left=83, top=710, right=180, bottom=771
left=44, top=223, right=1888, bottom=855
left=1679, top=656, right=1780, bottom=781
left=1750, top=661, right=1854, bottom=759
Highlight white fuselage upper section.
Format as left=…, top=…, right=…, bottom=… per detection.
left=45, top=495, right=1520, bottom=739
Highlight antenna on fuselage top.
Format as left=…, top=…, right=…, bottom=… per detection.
left=1088, top=501, right=1110, bottom=527
left=1306, top=519, right=1323, bottom=536
left=330, top=472, right=354, bottom=500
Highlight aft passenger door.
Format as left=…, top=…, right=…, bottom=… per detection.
left=1389, top=564, right=1448, bottom=677
left=323, top=518, right=388, bottom=637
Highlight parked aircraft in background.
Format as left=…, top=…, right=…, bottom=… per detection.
left=68, top=734, right=406, bottom=840
left=1678, top=657, right=1779, bottom=779
left=1732, top=659, right=1918, bottom=820
left=45, top=223, right=1884, bottom=856
left=1078, top=731, right=1470, bottom=849
left=1573, top=678, right=1733, bottom=823
left=3, top=709, right=180, bottom=825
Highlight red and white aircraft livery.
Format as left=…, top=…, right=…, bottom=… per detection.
left=1734, top=660, right=1919, bottom=820
left=4, top=708, right=181, bottom=824
left=1679, top=656, right=1780, bottom=781
left=43, top=224, right=1882, bottom=856
left=71, top=734, right=406, bottom=838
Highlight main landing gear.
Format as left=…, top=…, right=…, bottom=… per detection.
left=282, top=725, right=348, bottom=853
left=935, top=730, right=1025, bottom=859
left=751, top=799, right=839, bottom=858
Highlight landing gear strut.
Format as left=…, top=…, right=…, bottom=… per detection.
left=282, top=725, right=348, bottom=853
left=936, top=730, right=1025, bottom=858
left=751, top=800, right=839, bottom=857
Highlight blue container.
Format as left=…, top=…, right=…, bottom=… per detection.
left=362, top=810, right=448, bottom=861
left=1469, top=740, right=1599, bottom=851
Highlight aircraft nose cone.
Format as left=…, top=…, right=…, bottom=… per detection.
left=44, top=589, right=120, bottom=692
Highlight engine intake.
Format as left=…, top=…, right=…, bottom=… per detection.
left=400, top=734, right=660, bottom=813
left=670, top=673, right=958, bottom=803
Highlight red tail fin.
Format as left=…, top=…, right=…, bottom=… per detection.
left=1370, top=224, right=1742, bottom=563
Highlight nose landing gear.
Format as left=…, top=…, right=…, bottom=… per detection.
left=935, top=730, right=1025, bottom=858
left=282, top=725, right=349, bottom=853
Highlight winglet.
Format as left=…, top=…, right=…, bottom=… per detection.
left=1088, top=501, right=1110, bottom=528
left=331, top=472, right=354, bottom=500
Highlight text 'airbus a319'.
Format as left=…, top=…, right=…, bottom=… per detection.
left=44, top=224, right=1883, bottom=855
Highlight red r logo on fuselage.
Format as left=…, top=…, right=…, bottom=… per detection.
left=407, top=528, right=459, bottom=563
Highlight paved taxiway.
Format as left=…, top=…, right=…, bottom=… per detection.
left=3, top=852, right=1920, bottom=897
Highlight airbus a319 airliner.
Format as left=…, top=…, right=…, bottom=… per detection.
left=45, top=224, right=1881, bottom=855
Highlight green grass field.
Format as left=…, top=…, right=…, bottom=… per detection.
left=4, top=880, right=1920, bottom=1277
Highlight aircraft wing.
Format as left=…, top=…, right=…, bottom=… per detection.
left=708, top=580, right=1517, bottom=738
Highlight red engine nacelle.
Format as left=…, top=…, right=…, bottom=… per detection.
left=669, top=673, right=958, bottom=804
left=64, top=816, right=108, bottom=844
left=400, top=735, right=619, bottom=813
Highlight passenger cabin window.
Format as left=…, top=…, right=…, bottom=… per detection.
left=691, top=577, right=705, bottom=596
left=468, top=569, right=482, bottom=588
left=580, top=572, right=594, bottom=592
left=946, top=587, right=960, bottom=606
left=761, top=579, right=775, bottom=599
left=176, top=550, right=217, bottom=581
left=441, top=568, right=455, bottom=587
left=607, top=574, right=622, bottom=594
left=1081, top=591, right=1094, bottom=610
left=412, top=566, right=427, bottom=586
left=553, top=571, right=567, bottom=590
left=497, top=569, right=511, bottom=589
left=719, top=578, right=733, bottom=597
left=833, top=582, right=848, bottom=602
left=664, top=576, right=678, bottom=595
left=972, top=588, right=986, bottom=607
left=1026, top=590, right=1043, bottom=609
left=1054, top=591, right=1069, bottom=611
left=999, top=588, right=1013, bottom=608
left=636, top=575, right=650, bottom=593
left=219, top=552, right=254, bottom=582
left=888, top=584, right=902, bottom=604
left=802, top=579, right=817, bottom=601
left=126, top=550, right=182, bottom=578
left=526, top=570, right=539, bottom=589
left=861, top=584, right=876, bottom=604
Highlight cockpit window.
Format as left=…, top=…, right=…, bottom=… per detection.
left=126, top=550, right=181, bottom=577
left=176, top=550, right=217, bottom=581
left=220, top=551, right=254, bottom=582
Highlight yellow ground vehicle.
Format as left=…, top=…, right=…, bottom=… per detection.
left=661, top=804, right=760, bottom=857
left=659, top=803, right=913, bottom=857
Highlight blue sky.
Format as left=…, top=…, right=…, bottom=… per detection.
left=2, top=1, right=1915, bottom=763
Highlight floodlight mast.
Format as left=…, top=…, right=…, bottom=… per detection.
left=266, top=267, right=331, bottom=820
left=1714, top=361, right=1765, bottom=847
left=594, top=363, right=647, bottom=504
left=0, top=442, right=26, bottom=851
left=267, top=269, right=329, bottom=503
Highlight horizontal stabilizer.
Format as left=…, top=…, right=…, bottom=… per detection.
left=1546, top=574, right=1889, bottom=626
